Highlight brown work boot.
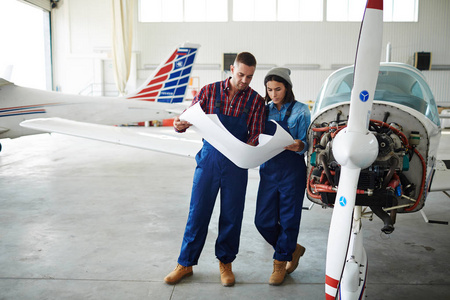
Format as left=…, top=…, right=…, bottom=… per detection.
left=164, top=264, right=193, bottom=285
left=286, top=244, right=306, bottom=274
left=219, top=261, right=235, bottom=287
left=269, top=259, right=287, bottom=286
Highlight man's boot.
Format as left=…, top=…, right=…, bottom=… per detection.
left=286, top=244, right=306, bottom=274
left=269, top=259, right=287, bottom=286
left=164, top=264, right=193, bottom=284
left=219, top=261, right=235, bottom=287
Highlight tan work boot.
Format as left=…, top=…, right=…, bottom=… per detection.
left=219, top=261, right=235, bottom=287
left=269, top=259, right=287, bottom=286
left=286, top=244, right=306, bottom=274
left=164, top=264, right=193, bottom=285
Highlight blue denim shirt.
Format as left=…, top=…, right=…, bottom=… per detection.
left=266, top=100, right=311, bottom=155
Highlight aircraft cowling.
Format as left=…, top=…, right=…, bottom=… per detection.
left=306, top=102, right=429, bottom=213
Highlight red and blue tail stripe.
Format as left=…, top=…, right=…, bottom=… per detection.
left=0, top=103, right=62, bottom=118
left=127, top=43, right=199, bottom=103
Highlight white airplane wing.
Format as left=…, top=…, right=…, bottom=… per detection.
left=430, top=159, right=450, bottom=191
left=21, top=107, right=294, bottom=169
left=20, top=118, right=202, bottom=158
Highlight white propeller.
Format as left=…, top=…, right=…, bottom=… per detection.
left=325, top=1, right=383, bottom=299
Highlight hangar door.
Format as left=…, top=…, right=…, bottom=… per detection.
left=0, top=0, right=51, bottom=90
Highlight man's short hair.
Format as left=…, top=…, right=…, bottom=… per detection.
left=234, top=52, right=257, bottom=67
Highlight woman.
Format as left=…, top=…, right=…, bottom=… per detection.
left=255, top=67, right=310, bottom=286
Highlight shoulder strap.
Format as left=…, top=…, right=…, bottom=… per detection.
left=242, top=90, right=258, bottom=116
left=283, top=101, right=296, bottom=121
left=265, top=103, right=270, bottom=118
left=213, top=81, right=221, bottom=114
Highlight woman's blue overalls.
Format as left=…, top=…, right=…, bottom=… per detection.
left=178, top=82, right=256, bottom=267
left=255, top=101, right=307, bottom=261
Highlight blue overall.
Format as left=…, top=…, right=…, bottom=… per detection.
left=178, top=82, right=255, bottom=266
left=255, top=101, right=307, bottom=261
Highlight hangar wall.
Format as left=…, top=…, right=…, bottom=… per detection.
left=50, top=0, right=450, bottom=105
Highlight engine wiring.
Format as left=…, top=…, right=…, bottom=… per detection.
left=307, top=118, right=427, bottom=213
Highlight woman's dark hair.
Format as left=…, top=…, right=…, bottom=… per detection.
left=264, top=74, right=295, bottom=105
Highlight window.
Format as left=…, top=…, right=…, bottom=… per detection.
left=384, top=0, right=418, bottom=22
left=139, top=0, right=228, bottom=22
left=411, top=82, right=423, bottom=99
left=233, top=0, right=323, bottom=21
left=327, top=0, right=367, bottom=22
left=233, top=0, right=275, bottom=21
left=139, top=0, right=418, bottom=23
left=184, top=0, right=227, bottom=22
left=326, top=0, right=419, bottom=22
left=278, top=0, right=323, bottom=22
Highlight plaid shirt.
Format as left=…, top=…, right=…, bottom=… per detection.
left=191, top=78, right=265, bottom=145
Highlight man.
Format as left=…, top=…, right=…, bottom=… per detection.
left=164, top=52, right=265, bottom=287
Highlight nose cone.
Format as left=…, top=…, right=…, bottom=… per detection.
left=332, top=128, right=379, bottom=169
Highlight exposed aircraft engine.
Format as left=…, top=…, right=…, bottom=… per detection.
left=306, top=103, right=430, bottom=233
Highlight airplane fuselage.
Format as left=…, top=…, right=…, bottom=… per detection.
left=0, top=42, right=200, bottom=143
left=0, top=81, right=185, bottom=140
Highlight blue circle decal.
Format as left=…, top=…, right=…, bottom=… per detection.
left=359, top=90, right=369, bottom=102
left=339, top=196, right=347, bottom=207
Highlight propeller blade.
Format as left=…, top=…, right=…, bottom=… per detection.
left=347, top=0, right=384, bottom=134
left=325, top=166, right=360, bottom=299
left=325, top=0, right=383, bottom=299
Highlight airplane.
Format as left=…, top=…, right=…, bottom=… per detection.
left=303, top=0, right=450, bottom=299
left=0, top=42, right=200, bottom=152
left=12, top=1, right=450, bottom=298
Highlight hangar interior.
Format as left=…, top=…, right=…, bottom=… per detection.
left=1, top=0, right=450, bottom=299
left=1, top=0, right=449, bottom=105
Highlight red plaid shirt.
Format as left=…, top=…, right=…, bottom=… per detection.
left=191, top=77, right=265, bottom=145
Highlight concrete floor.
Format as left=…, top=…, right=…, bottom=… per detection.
left=1, top=128, right=450, bottom=300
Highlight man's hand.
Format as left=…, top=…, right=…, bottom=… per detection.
left=173, top=116, right=192, bottom=132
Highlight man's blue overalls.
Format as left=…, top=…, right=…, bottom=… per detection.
left=255, top=101, right=307, bottom=261
left=178, top=82, right=256, bottom=267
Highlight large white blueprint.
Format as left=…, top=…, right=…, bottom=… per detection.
left=180, top=102, right=294, bottom=169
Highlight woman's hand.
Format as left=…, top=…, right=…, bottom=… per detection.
left=285, top=139, right=304, bottom=152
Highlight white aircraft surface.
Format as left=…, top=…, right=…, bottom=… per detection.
left=304, top=0, right=450, bottom=299
left=0, top=42, right=200, bottom=151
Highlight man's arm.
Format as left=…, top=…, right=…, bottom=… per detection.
left=173, top=85, right=209, bottom=133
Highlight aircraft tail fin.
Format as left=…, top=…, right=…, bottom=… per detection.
left=126, top=42, right=200, bottom=103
